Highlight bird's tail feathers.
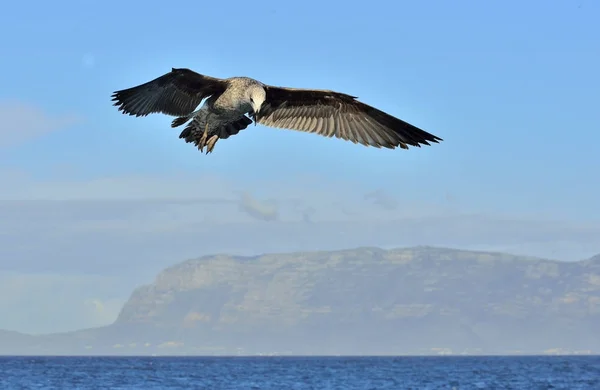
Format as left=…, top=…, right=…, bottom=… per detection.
left=171, top=116, right=190, bottom=128
left=178, top=115, right=253, bottom=143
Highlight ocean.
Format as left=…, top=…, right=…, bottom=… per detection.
left=0, top=356, right=599, bottom=389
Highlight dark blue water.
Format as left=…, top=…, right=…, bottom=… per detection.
left=0, top=356, right=599, bottom=389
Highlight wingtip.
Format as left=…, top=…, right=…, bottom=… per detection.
left=110, top=91, right=122, bottom=107
left=110, top=92, right=138, bottom=116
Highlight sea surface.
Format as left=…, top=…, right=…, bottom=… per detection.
left=0, top=356, right=599, bottom=389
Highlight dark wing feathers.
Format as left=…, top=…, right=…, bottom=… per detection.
left=257, top=86, right=442, bottom=149
left=111, top=68, right=228, bottom=117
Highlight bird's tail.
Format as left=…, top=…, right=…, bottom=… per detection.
left=171, top=116, right=190, bottom=128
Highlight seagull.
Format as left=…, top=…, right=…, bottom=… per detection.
left=111, top=68, right=443, bottom=154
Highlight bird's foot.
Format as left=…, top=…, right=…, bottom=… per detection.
left=197, top=123, right=210, bottom=152
left=205, top=135, right=219, bottom=154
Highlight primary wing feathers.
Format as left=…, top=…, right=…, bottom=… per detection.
left=257, top=86, right=442, bottom=149
left=111, top=68, right=228, bottom=117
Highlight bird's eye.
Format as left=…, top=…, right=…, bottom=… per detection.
left=250, top=97, right=254, bottom=103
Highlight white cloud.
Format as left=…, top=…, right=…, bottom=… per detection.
left=364, top=189, right=399, bottom=210
left=238, top=191, right=279, bottom=221
left=0, top=101, right=80, bottom=148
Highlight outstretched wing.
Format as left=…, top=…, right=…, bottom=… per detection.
left=256, top=85, right=442, bottom=149
left=111, top=68, right=228, bottom=117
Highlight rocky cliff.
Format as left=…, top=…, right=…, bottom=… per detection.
left=2, top=246, right=599, bottom=355
left=110, top=246, right=600, bottom=355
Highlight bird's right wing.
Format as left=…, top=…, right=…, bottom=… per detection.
left=257, top=85, right=442, bottom=150
left=111, top=68, right=228, bottom=117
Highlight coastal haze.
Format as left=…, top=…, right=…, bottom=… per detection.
left=1, top=246, right=599, bottom=356
left=1, top=0, right=599, bottom=356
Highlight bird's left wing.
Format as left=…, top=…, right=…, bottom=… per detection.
left=257, top=85, right=442, bottom=149
left=111, top=68, right=228, bottom=117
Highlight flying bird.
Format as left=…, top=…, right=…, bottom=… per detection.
left=111, top=68, right=443, bottom=154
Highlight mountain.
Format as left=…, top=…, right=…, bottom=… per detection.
left=1, top=246, right=599, bottom=355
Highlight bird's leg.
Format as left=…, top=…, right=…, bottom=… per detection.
left=205, top=135, right=219, bottom=154
left=197, top=122, right=209, bottom=152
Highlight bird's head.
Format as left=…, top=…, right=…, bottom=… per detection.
left=247, top=86, right=266, bottom=124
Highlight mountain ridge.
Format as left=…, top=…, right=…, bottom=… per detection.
left=2, top=246, right=599, bottom=356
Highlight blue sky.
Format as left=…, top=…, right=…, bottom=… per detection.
left=1, top=0, right=599, bottom=218
left=1, top=0, right=600, bottom=333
